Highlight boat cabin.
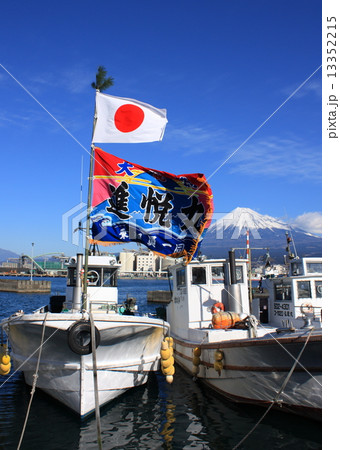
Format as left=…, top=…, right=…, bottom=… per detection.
left=166, top=258, right=250, bottom=338
left=253, top=257, right=322, bottom=328
left=166, top=255, right=322, bottom=337
left=64, top=254, right=121, bottom=311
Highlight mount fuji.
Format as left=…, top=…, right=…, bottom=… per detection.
left=200, top=207, right=322, bottom=263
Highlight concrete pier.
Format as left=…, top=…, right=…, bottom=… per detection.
left=147, top=290, right=171, bottom=303
left=0, top=279, right=51, bottom=293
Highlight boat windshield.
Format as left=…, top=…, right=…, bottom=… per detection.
left=306, top=262, right=322, bottom=274
left=315, top=280, right=322, bottom=298
left=297, top=280, right=311, bottom=299
left=176, top=268, right=186, bottom=288
left=211, top=266, right=224, bottom=284
left=192, top=267, right=206, bottom=285
left=67, top=267, right=118, bottom=287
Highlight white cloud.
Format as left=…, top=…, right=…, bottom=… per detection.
left=293, top=212, right=322, bottom=234
left=166, top=125, right=229, bottom=156
left=228, top=136, right=321, bottom=182
left=282, top=78, right=322, bottom=99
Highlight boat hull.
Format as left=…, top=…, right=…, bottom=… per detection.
left=5, top=312, right=169, bottom=417
left=172, top=330, right=321, bottom=421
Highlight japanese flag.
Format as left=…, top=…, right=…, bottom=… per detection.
left=93, top=92, right=168, bottom=143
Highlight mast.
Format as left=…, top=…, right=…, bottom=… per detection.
left=82, top=92, right=98, bottom=310
left=82, top=68, right=114, bottom=310
left=246, top=230, right=252, bottom=313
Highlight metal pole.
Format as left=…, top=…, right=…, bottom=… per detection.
left=30, top=243, right=34, bottom=281
left=83, top=91, right=98, bottom=310
left=248, top=248, right=253, bottom=314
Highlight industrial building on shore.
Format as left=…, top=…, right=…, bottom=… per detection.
left=0, top=249, right=177, bottom=278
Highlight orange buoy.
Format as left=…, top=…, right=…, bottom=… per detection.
left=211, top=302, right=225, bottom=314
left=212, top=311, right=241, bottom=329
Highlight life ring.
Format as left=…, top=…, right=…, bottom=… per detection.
left=67, top=320, right=100, bottom=355
left=211, top=302, right=225, bottom=314
left=300, top=303, right=314, bottom=315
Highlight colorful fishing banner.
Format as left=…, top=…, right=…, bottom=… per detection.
left=90, top=147, right=213, bottom=262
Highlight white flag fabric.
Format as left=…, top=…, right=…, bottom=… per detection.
left=93, top=92, right=168, bottom=143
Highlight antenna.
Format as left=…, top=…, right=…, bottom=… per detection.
left=285, top=231, right=298, bottom=259
left=283, top=208, right=299, bottom=259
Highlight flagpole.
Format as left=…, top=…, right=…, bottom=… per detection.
left=82, top=91, right=98, bottom=311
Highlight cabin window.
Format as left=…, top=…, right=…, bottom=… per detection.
left=103, top=268, right=117, bottom=287
left=87, top=269, right=100, bottom=286
left=176, top=268, right=186, bottom=287
left=192, top=267, right=206, bottom=285
left=236, top=266, right=244, bottom=284
left=297, top=281, right=311, bottom=299
left=291, top=262, right=303, bottom=275
left=315, top=281, right=322, bottom=298
left=67, top=268, right=76, bottom=287
left=274, top=283, right=292, bottom=301
left=306, top=263, right=322, bottom=274
left=211, top=266, right=224, bottom=284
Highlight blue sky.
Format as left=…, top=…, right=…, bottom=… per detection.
left=0, top=0, right=322, bottom=257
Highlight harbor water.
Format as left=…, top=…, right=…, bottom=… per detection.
left=0, top=277, right=321, bottom=449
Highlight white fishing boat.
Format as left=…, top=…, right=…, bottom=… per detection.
left=166, top=250, right=322, bottom=420
left=0, top=70, right=176, bottom=419
left=1, top=252, right=169, bottom=417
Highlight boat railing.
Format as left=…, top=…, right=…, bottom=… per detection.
left=294, top=305, right=322, bottom=321
left=89, top=300, right=136, bottom=314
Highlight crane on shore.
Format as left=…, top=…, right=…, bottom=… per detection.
left=20, top=253, right=69, bottom=273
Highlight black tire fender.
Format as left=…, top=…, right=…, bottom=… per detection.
left=67, top=320, right=100, bottom=355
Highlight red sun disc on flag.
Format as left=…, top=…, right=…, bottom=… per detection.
left=114, top=104, right=145, bottom=133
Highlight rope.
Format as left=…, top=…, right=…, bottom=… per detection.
left=0, top=318, right=64, bottom=390
left=232, top=328, right=313, bottom=450
left=17, top=313, right=48, bottom=450
left=89, top=312, right=102, bottom=450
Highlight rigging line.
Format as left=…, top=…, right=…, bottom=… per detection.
left=232, top=329, right=313, bottom=450
left=89, top=312, right=103, bottom=450
left=190, top=64, right=322, bottom=198
left=0, top=63, right=89, bottom=154
left=17, top=313, right=48, bottom=450
left=254, top=323, right=321, bottom=385
left=0, top=319, right=68, bottom=390
left=0, top=63, right=137, bottom=202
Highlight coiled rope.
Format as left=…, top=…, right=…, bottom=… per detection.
left=232, top=328, right=314, bottom=450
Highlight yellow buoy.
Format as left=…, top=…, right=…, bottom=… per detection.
left=193, top=347, right=201, bottom=357
left=166, top=375, right=173, bottom=384
left=1, top=354, right=10, bottom=365
left=214, top=350, right=224, bottom=361
left=162, top=365, right=175, bottom=376
left=192, top=365, right=199, bottom=376
left=161, top=340, right=169, bottom=350
left=160, top=337, right=175, bottom=382
left=0, top=362, right=11, bottom=374
left=161, top=348, right=171, bottom=360
left=214, top=360, right=223, bottom=374
left=161, top=356, right=174, bottom=369
left=165, top=336, right=173, bottom=347
left=192, top=356, right=201, bottom=366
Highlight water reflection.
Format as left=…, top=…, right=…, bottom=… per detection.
left=0, top=279, right=321, bottom=449
left=0, top=364, right=321, bottom=450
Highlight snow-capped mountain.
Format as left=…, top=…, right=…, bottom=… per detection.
left=201, top=207, right=321, bottom=263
